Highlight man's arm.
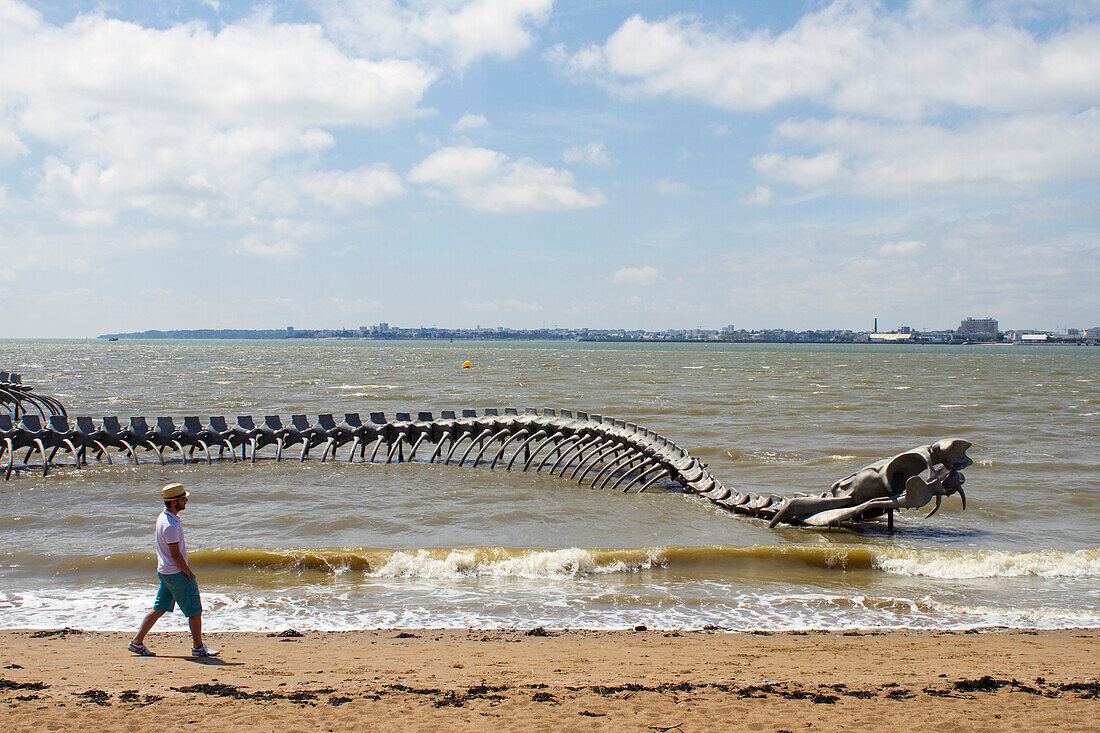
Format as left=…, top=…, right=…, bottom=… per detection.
left=168, top=542, right=192, bottom=578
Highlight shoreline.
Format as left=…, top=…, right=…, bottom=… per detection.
left=2, top=628, right=1096, bottom=731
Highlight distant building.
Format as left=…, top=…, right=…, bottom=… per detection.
left=721, top=324, right=736, bottom=335
left=869, top=332, right=916, bottom=342
left=957, top=317, right=998, bottom=338
left=1020, top=333, right=1049, bottom=343
left=921, top=331, right=953, bottom=343
left=1087, top=327, right=1100, bottom=339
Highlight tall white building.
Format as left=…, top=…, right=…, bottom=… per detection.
left=957, top=317, right=998, bottom=338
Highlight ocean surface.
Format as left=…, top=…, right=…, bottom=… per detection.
left=1, top=339, right=1097, bottom=631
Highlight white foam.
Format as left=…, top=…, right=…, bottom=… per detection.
left=370, top=548, right=659, bottom=580
left=5, top=584, right=1096, bottom=632
left=923, top=597, right=1100, bottom=627
left=874, top=548, right=1100, bottom=579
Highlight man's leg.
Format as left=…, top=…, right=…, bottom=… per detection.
left=135, top=574, right=176, bottom=647
left=132, top=609, right=165, bottom=645
left=188, top=612, right=202, bottom=649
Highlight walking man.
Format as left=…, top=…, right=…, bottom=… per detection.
left=129, top=482, right=218, bottom=657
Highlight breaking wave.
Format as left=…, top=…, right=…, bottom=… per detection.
left=10, top=545, right=1097, bottom=581
left=872, top=547, right=1100, bottom=579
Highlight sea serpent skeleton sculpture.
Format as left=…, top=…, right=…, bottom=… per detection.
left=0, top=375, right=972, bottom=529
left=0, top=371, right=67, bottom=421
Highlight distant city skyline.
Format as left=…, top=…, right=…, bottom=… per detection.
left=98, top=315, right=1100, bottom=344
left=2, top=1, right=1098, bottom=337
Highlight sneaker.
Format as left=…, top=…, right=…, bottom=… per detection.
left=191, top=644, right=218, bottom=657
left=128, top=641, right=155, bottom=656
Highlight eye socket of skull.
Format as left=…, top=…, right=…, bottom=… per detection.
left=883, top=452, right=930, bottom=495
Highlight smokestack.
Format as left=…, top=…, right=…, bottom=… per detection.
left=874, top=317, right=878, bottom=333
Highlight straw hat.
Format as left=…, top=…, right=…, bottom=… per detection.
left=161, top=483, right=190, bottom=501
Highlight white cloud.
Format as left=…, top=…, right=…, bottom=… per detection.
left=768, top=111, right=1100, bottom=196
left=0, top=229, right=93, bottom=277
left=561, top=2, right=1100, bottom=118
left=2, top=8, right=433, bottom=137
left=453, top=113, right=488, bottom=131
left=561, top=4, right=1100, bottom=201
left=742, top=185, right=772, bottom=206
left=303, top=165, right=405, bottom=212
left=240, top=234, right=302, bottom=259
left=561, top=5, right=872, bottom=110
left=0, top=0, right=40, bottom=39
left=0, top=125, right=28, bottom=164
left=270, top=217, right=316, bottom=242
left=830, top=6, right=1100, bottom=119
left=35, top=125, right=337, bottom=224
left=879, top=240, right=925, bottom=257
left=323, top=0, right=554, bottom=67
left=650, top=178, right=688, bottom=196
left=612, top=265, right=663, bottom=286
left=562, top=141, right=610, bottom=165
left=752, top=151, right=844, bottom=188
left=0, top=3, right=432, bottom=225
left=409, top=145, right=605, bottom=212
left=410, top=145, right=505, bottom=187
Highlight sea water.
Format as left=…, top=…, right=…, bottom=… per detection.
left=1, top=339, right=1097, bottom=631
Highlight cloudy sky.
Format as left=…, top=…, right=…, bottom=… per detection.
left=2, top=0, right=1098, bottom=336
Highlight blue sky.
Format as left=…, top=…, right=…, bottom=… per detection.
left=2, top=0, right=1098, bottom=336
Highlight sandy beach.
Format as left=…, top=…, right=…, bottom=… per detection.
left=1, top=628, right=1096, bottom=731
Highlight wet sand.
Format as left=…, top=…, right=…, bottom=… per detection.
left=1, top=628, right=1097, bottom=731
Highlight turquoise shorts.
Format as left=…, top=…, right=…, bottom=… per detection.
left=153, top=572, right=202, bottom=618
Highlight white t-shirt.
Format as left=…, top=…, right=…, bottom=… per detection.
left=155, top=509, right=188, bottom=575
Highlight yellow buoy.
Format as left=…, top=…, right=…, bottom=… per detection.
left=462, top=360, right=472, bottom=368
